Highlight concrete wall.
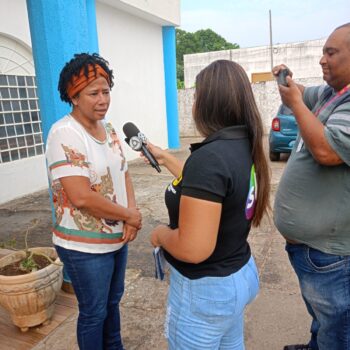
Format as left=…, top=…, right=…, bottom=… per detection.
left=178, top=88, right=199, bottom=137
left=178, top=77, right=324, bottom=137
left=252, top=77, right=324, bottom=133
left=184, top=39, right=325, bottom=88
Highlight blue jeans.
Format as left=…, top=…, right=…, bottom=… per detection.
left=286, top=243, right=350, bottom=350
left=55, top=245, right=128, bottom=350
left=166, top=255, right=259, bottom=350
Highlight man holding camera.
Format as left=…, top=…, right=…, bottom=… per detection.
left=273, top=23, right=350, bottom=350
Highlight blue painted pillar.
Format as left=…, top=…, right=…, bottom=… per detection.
left=26, top=0, right=99, bottom=143
left=26, top=0, right=99, bottom=288
left=162, top=26, right=180, bottom=149
left=86, top=0, right=99, bottom=54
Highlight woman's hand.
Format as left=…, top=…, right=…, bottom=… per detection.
left=122, top=223, right=138, bottom=243
left=140, top=142, right=184, bottom=178
left=140, top=142, right=168, bottom=166
left=126, top=207, right=142, bottom=230
left=150, top=224, right=169, bottom=247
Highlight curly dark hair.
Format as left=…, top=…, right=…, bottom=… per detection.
left=58, top=53, right=114, bottom=105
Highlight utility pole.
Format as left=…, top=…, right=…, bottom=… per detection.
left=269, top=9, right=273, bottom=70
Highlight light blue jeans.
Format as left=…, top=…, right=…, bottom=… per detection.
left=165, top=256, right=259, bottom=350
left=286, top=243, right=350, bottom=350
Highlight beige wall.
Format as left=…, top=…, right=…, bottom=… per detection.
left=178, top=77, right=324, bottom=137
left=184, top=39, right=325, bottom=88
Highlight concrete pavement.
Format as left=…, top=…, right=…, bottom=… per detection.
left=0, top=138, right=311, bottom=350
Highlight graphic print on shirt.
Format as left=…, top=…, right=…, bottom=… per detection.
left=105, top=122, right=126, bottom=171
left=52, top=144, right=119, bottom=233
left=61, top=144, right=89, bottom=168
left=167, top=175, right=182, bottom=194
left=245, top=164, right=257, bottom=220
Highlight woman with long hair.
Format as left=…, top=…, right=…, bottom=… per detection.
left=146, top=59, right=270, bottom=349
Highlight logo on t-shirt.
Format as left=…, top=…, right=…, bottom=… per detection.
left=167, top=175, right=182, bottom=194
left=245, top=164, right=257, bottom=220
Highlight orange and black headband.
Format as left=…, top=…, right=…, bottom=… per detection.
left=67, top=64, right=110, bottom=99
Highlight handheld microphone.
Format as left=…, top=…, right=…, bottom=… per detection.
left=123, top=122, right=161, bottom=173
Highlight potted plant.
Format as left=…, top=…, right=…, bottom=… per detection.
left=0, top=219, right=63, bottom=332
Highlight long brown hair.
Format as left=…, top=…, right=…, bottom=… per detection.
left=193, top=60, right=270, bottom=226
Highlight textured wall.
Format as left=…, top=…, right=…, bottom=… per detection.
left=178, top=77, right=324, bottom=136
left=178, top=89, right=200, bottom=137
left=184, top=39, right=326, bottom=88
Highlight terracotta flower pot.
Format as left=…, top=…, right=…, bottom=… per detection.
left=0, top=247, right=63, bottom=332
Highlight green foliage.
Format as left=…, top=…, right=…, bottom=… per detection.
left=176, top=28, right=239, bottom=87
left=177, top=79, right=185, bottom=90
left=1, top=219, right=62, bottom=274
left=20, top=254, right=38, bottom=273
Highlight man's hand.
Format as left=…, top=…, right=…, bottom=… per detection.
left=278, top=76, right=303, bottom=109
left=272, top=64, right=293, bottom=79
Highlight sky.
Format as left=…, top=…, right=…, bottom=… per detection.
left=180, top=0, right=350, bottom=48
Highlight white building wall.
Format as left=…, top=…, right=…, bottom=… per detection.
left=0, top=0, right=32, bottom=46
left=184, top=39, right=325, bottom=88
left=0, top=0, right=48, bottom=205
left=97, top=2, right=168, bottom=159
left=99, top=0, right=180, bottom=25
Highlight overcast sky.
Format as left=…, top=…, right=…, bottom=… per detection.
left=180, top=0, right=350, bottom=48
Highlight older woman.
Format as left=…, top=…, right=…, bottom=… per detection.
left=45, top=53, right=141, bottom=350
left=146, top=60, right=270, bottom=349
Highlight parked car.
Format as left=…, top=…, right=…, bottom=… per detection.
left=268, top=104, right=298, bottom=161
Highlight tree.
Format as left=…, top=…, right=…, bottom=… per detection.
left=176, top=28, right=239, bottom=88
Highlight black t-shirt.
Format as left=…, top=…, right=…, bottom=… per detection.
left=164, top=125, right=253, bottom=279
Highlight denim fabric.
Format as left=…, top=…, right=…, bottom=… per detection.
left=55, top=244, right=128, bottom=350
left=286, top=243, right=350, bottom=350
left=165, top=255, right=259, bottom=350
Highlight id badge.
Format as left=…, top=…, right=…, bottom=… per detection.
left=296, top=138, right=304, bottom=152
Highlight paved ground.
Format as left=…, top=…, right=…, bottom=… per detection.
left=0, top=138, right=311, bottom=350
